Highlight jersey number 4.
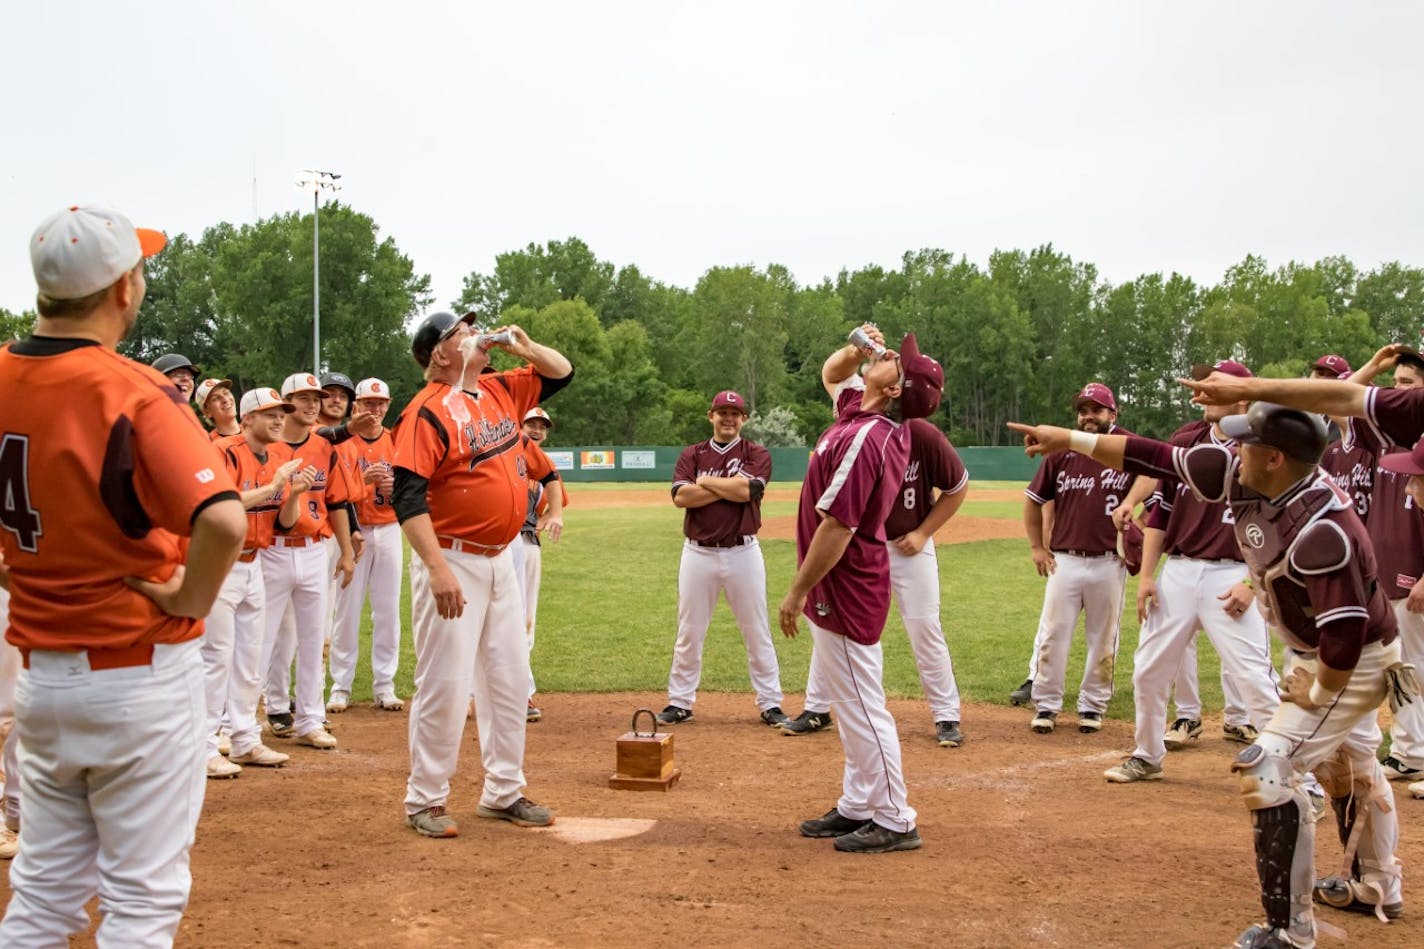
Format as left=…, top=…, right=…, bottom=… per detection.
left=0, top=435, right=42, bottom=552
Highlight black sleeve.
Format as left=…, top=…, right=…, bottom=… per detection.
left=392, top=467, right=431, bottom=524
left=538, top=367, right=574, bottom=403
left=190, top=490, right=240, bottom=525
left=344, top=501, right=362, bottom=534
left=748, top=479, right=766, bottom=503
left=317, top=421, right=354, bottom=446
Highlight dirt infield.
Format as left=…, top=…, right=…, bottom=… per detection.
left=13, top=695, right=1416, bottom=948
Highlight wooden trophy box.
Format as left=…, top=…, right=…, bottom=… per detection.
left=609, top=708, right=681, bottom=791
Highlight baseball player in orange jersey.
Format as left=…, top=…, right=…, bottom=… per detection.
left=259, top=373, right=356, bottom=749
left=510, top=421, right=563, bottom=721
left=195, top=377, right=240, bottom=439
left=0, top=206, right=246, bottom=945
left=328, top=377, right=406, bottom=713
left=393, top=312, right=572, bottom=838
left=201, top=388, right=310, bottom=779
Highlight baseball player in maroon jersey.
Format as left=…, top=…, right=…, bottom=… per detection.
left=779, top=332, right=943, bottom=854
left=1012, top=401, right=1409, bottom=946
left=784, top=330, right=969, bottom=744
left=658, top=390, right=785, bottom=726
left=1018, top=382, right=1136, bottom=735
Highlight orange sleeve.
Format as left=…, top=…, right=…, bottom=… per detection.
left=499, top=366, right=544, bottom=419
left=322, top=446, right=353, bottom=506
left=133, top=391, right=238, bottom=535
left=392, top=393, right=449, bottom=479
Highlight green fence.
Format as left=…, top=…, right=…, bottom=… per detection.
left=546, top=445, right=1041, bottom=483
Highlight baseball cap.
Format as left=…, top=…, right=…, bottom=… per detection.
left=710, top=390, right=748, bottom=415
left=194, top=378, right=232, bottom=407
left=1218, top=402, right=1328, bottom=464
left=523, top=407, right=553, bottom=427
left=354, top=377, right=390, bottom=400
left=1072, top=382, right=1117, bottom=413
left=1380, top=435, right=1424, bottom=476
left=897, top=333, right=945, bottom=420
left=1190, top=359, right=1253, bottom=380
left=30, top=206, right=167, bottom=300
left=1311, top=354, right=1352, bottom=378
left=152, top=353, right=200, bottom=377
left=280, top=372, right=328, bottom=398
left=412, top=311, right=478, bottom=367
left=239, top=387, right=296, bottom=417
left=319, top=371, right=356, bottom=399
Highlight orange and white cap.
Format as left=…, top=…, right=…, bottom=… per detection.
left=194, top=378, right=232, bottom=407
left=31, top=205, right=167, bottom=300
left=239, top=387, right=296, bottom=417
left=523, top=406, right=553, bottom=427
left=280, top=372, right=328, bottom=398
left=355, top=377, right=390, bottom=400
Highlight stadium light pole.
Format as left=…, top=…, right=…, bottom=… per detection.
left=294, top=169, right=342, bottom=375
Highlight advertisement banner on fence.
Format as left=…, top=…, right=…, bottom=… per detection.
left=621, top=450, right=656, bottom=470
left=547, top=450, right=574, bottom=471
left=580, top=450, right=616, bottom=470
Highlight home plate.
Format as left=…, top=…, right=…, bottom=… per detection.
left=542, top=817, right=657, bottom=844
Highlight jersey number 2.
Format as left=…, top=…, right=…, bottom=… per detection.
left=0, top=435, right=42, bottom=552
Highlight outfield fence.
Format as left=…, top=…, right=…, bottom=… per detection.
left=544, top=446, right=1041, bottom=483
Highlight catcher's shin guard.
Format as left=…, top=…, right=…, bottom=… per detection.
left=1234, top=743, right=1316, bottom=944
left=1311, top=748, right=1404, bottom=919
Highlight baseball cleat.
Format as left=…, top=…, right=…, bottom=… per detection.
left=267, top=711, right=295, bottom=738
left=375, top=692, right=405, bottom=712
left=1233, top=924, right=1298, bottom=948
left=1410, top=779, right=1424, bottom=799
left=216, top=729, right=232, bottom=756
left=1009, top=678, right=1033, bottom=706
left=0, top=828, right=17, bottom=860
left=1382, top=755, right=1422, bottom=781
left=206, top=755, right=242, bottom=779
left=800, top=807, right=870, bottom=838
left=407, top=806, right=459, bottom=838
left=759, top=706, right=791, bottom=727
left=935, top=721, right=963, bottom=747
left=1163, top=717, right=1203, bottom=750
left=1077, top=712, right=1103, bottom=733
left=1223, top=723, right=1259, bottom=744
left=526, top=701, right=542, bottom=723
left=1030, top=709, right=1057, bottom=734
left=1312, top=875, right=1403, bottom=920
left=296, top=728, right=337, bottom=750
left=229, top=743, right=289, bottom=767
left=780, top=710, right=833, bottom=735
left=1104, top=756, right=1163, bottom=783
left=476, top=796, right=555, bottom=827
left=326, top=690, right=350, bottom=714
left=656, top=705, right=693, bottom=725
left=833, top=822, right=922, bottom=854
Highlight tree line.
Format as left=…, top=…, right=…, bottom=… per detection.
left=4, top=204, right=1421, bottom=446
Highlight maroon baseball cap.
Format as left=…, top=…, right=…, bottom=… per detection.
left=1380, top=435, right=1424, bottom=476
left=710, top=390, right=748, bottom=415
left=1072, top=382, right=1117, bottom=413
left=1190, top=359, right=1253, bottom=381
left=897, top=333, right=944, bottom=419
left=1311, top=354, right=1351, bottom=378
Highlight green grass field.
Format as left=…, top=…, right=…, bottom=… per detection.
left=340, top=481, right=1243, bottom=721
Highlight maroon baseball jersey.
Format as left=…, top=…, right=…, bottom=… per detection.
left=1124, top=435, right=1394, bottom=671
left=1321, top=421, right=1375, bottom=522
left=672, top=436, right=772, bottom=545
left=795, top=380, right=909, bottom=644
left=884, top=419, right=968, bottom=539
left=1351, top=417, right=1424, bottom=599
left=1024, top=424, right=1133, bottom=554
left=1144, top=421, right=1243, bottom=562
left=1363, top=385, right=1424, bottom=448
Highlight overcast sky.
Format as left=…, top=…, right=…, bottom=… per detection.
left=4, top=2, right=1421, bottom=316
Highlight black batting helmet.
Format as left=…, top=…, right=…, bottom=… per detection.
left=319, top=371, right=356, bottom=401
left=411, top=311, right=476, bottom=368
left=151, top=353, right=200, bottom=376
left=1219, top=402, right=1328, bottom=465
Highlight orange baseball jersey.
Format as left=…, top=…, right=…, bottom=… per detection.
left=280, top=429, right=354, bottom=540
left=392, top=366, right=543, bottom=546
left=521, top=437, right=567, bottom=515
left=337, top=429, right=398, bottom=527
left=0, top=339, right=239, bottom=652
left=225, top=438, right=295, bottom=550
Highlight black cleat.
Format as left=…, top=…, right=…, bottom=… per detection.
left=834, top=822, right=923, bottom=853
left=935, top=720, right=963, bottom=747
left=1009, top=678, right=1033, bottom=706
left=759, top=706, right=791, bottom=727
left=780, top=710, right=833, bottom=735
left=655, top=705, right=693, bottom=725
left=799, top=807, right=870, bottom=838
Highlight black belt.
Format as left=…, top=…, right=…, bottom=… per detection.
left=1172, top=553, right=1241, bottom=565
left=1052, top=549, right=1114, bottom=559
left=692, top=537, right=749, bottom=549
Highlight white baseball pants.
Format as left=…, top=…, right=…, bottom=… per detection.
left=520, top=534, right=543, bottom=698
left=0, top=589, right=19, bottom=830
left=1129, top=558, right=1278, bottom=767
left=203, top=559, right=265, bottom=759
left=666, top=540, right=783, bottom=713
left=329, top=522, right=403, bottom=696
left=1386, top=598, right=1424, bottom=770
left=265, top=539, right=338, bottom=712
left=1171, top=632, right=1255, bottom=726
left=405, top=546, right=530, bottom=815
left=809, top=622, right=917, bottom=833
left=0, top=640, right=206, bottom=948
left=1029, top=553, right=1125, bottom=715
left=260, top=543, right=330, bottom=735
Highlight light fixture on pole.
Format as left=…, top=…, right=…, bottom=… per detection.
left=293, top=169, right=342, bottom=376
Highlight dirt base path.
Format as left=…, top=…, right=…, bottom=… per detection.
left=12, top=695, right=1416, bottom=947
